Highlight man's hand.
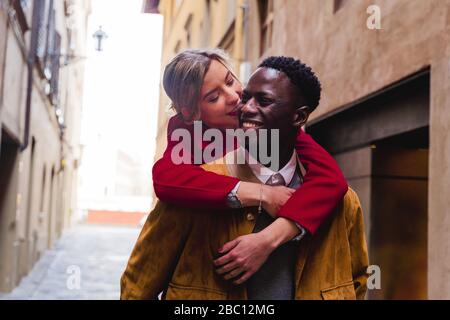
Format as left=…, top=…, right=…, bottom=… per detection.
left=214, top=232, right=274, bottom=285
left=261, top=185, right=295, bottom=218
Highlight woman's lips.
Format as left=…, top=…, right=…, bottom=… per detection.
left=227, top=105, right=241, bottom=117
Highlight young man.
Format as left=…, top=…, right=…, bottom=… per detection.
left=121, top=56, right=369, bottom=300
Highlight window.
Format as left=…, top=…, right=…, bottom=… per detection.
left=49, top=32, right=61, bottom=106
left=11, top=0, right=30, bottom=33
left=184, top=14, right=192, bottom=48
left=35, top=0, right=50, bottom=70
left=142, top=0, right=160, bottom=14
left=174, top=40, right=181, bottom=54
left=218, top=21, right=235, bottom=56
left=40, top=165, right=47, bottom=213
left=174, top=0, right=183, bottom=9
left=44, top=6, right=55, bottom=78
left=32, top=0, right=60, bottom=105
left=334, top=0, right=349, bottom=13
left=258, top=0, right=273, bottom=56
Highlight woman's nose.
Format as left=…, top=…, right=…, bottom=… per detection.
left=225, top=87, right=240, bottom=106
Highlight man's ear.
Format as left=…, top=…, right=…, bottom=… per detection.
left=293, top=106, right=311, bottom=128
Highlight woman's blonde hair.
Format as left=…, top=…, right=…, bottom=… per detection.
left=162, top=48, right=238, bottom=123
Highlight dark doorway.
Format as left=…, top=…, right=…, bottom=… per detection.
left=24, top=137, right=36, bottom=272
left=0, top=129, right=20, bottom=290
left=370, top=128, right=428, bottom=299
left=48, top=166, right=55, bottom=248
left=307, top=70, right=430, bottom=299
left=0, top=129, right=19, bottom=218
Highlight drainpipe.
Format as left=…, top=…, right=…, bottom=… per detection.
left=0, top=2, right=6, bottom=151
left=20, top=0, right=40, bottom=152
left=240, top=0, right=251, bottom=84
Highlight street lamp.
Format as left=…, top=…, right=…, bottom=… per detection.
left=93, top=26, right=108, bottom=51
left=59, top=26, right=108, bottom=66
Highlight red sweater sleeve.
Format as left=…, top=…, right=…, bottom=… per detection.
left=152, top=116, right=239, bottom=209
left=277, top=129, right=348, bottom=234
left=153, top=116, right=348, bottom=234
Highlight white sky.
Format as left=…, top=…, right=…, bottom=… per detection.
left=79, top=0, right=163, bottom=212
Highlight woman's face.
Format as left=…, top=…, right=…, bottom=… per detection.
left=198, top=59, right=243, bottom=130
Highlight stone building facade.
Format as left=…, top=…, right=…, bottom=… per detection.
left=0, top=0, right=91, bottom=292
left=146, top=0, right=449, bottom=299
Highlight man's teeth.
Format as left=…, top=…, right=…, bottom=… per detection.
left=243, top=122, right=258, bottom=128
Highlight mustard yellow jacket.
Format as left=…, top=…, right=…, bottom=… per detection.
left=120, top=161, right=369, bottom=300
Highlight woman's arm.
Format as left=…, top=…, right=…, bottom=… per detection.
left=277, top=128, right=348, bottom=234
left=154, top=118, right=347, bottom=233
left=152, top=116, right=238, bottom=209
left=153, top=115, right=294, bottom=211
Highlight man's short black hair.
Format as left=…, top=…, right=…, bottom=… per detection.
left=258, top=56, right=321, bottom=111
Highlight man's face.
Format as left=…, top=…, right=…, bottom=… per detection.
left=239, top=67, right=307, bottom=136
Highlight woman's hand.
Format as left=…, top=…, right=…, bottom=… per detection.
left=214, top=232, right=274, bottom=285
left=213, top=217, right=301, bottom=285
left=236, top=182, right=295, bottom=218
left=261, top=185, right=295, bottom=218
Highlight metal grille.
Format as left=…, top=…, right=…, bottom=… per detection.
left=44, top=5, right=55, bottom=79
left=35, top=0, right=48, bottom=61
left=49, top=32, right=61, bottom=106
left=32, top=0, right=60, bottom=104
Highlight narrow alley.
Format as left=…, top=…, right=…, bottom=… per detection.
left=0, top=225, right=140, bottom=300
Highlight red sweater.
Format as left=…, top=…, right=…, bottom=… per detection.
left=152, top=115, right=348, bottom=234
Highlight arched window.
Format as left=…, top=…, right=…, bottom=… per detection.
left=334, top=0, right=349, bottom=13
left=258, top=0, right=273, bottom=56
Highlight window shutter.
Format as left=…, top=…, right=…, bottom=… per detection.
left=35, top=0, right=48, bottom=61
left=44, top=6, right=56, bottom=79
left=50, top=32, right=61, bottom=106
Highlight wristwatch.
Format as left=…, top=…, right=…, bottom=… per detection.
left=292, top=223, right=307, bottom=241
left=227, top=181, right=243, bottom=209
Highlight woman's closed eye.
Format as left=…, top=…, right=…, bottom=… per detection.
left=208, top=95, right=219, bottom=103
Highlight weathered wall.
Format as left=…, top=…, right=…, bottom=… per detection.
left=428, top=56, right=450, bottom=299
left=269, top=0, right=448, bottom=122
left=153, top=0, right=450, bottom=299
left=0, top=0, right=91, bottom=292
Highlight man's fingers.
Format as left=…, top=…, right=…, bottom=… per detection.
left=219, top=239, right=239, bottom=254
left=224, top=267, right=245, bottom=281
left=233, top=270, right=253, bottom=285
left=214, top=251, right=233, bottom=267
left=214, top=238, right=240, bottom=266
left=215, top=260, right=239, bottom=275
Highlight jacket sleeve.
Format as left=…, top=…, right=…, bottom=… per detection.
left=120, top=201, right=191, bottom=300
left=277, top=129, right=348, bottom=234
left=346, top=189, right=369, bottom=300
left=152, top=116, right=239, bottom=209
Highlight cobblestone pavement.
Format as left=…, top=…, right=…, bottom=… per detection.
left=0, top=224, right=140, bottom=300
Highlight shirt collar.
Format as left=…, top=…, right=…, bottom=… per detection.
left=237, top=147, right=297, bottom=185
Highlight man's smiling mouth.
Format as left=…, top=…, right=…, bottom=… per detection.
left=242, top=120, right=263, bottom=129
